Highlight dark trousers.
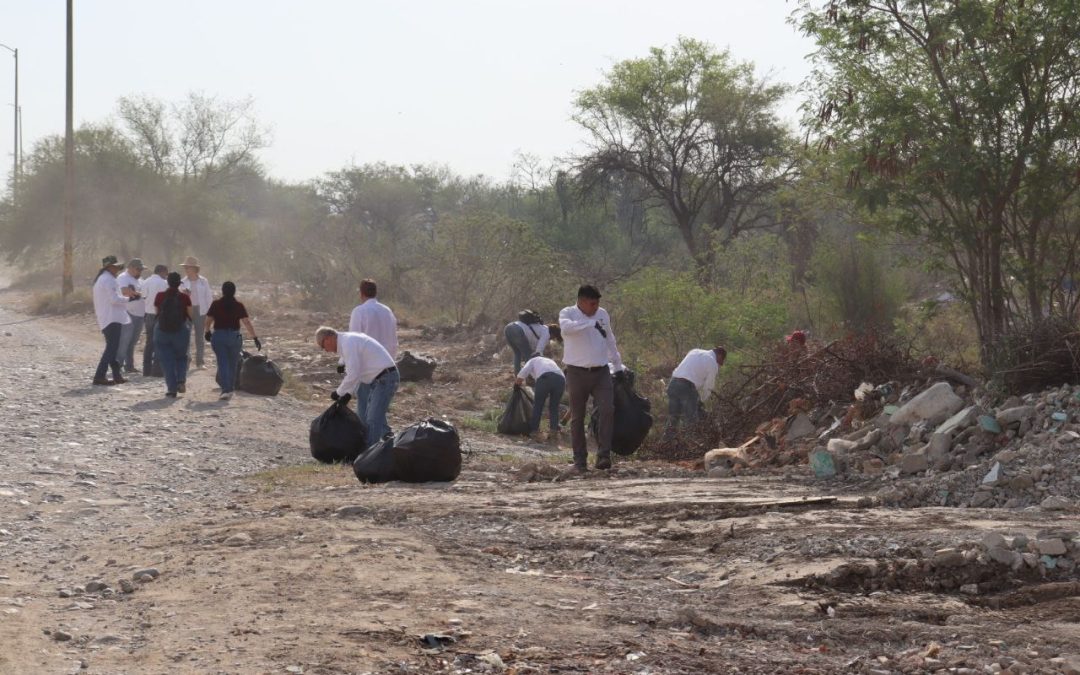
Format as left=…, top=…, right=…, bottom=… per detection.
left=504, top=323, right=532, bottom=373
left=142, top=313, right=157, bottom=375
left=665, top=377, right=700, bottom=435
left=566, top=366, right=613, bottom=468
left=155, top=325, right=190, bottom=394
left=94, top=322, right=123, bottom=381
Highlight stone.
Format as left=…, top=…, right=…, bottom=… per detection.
left=85, top=581, right=108, bottom=593
left=335, top=505, right=372, bottom=518
left=936, top=405, right=980, bottom=437
left=136, top=573, right=155, bottom=583
left=119, top=579, right=135, bottom=594
left=786, top=413, right=816, bottom=441
left=53, top=630, right=73, bottom=642
left=704, top=448, right=748, bottom=474
left=58, top=589, right=72, bottom=598
left=890, top=382, right=964, bottom=425
left=996, top=406, right=1036, bottom=427
left=983, top=462, right=1003, bottom=485
left=862, top=458, right=885, bottom=476
left=1042, top=496, right=1071, bottom=511
left=988, top=547, right=1022, bottom=568
left=224, top=532, right=252, bottom=547
left=932, top=548, right=965, bottom=568
left=131, top=568, right=160, bottom=580
left=1022, top=553, right=1038, bottom=568
left=808, top=449, right=836, bottom=478
left=900, top=452, right=929, bottom=475
left=1037, top=538, right=1067, bottom=556
left=1009, top=475, right=1034, bottom=491
left=979, top=415, right=1003, bottom=434
left=981, top=532, right=1008, bottom=550
left=970, top=491, right=996, bottom=508
left=1012, top=534, right=1030, bottom=551
left=925, top=433, right=952, bottom=463
left=826, top=438, right=858, bottom=453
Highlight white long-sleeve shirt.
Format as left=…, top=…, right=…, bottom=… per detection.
left=116, top=271, right=145, bottom=317
left=558, top=305, right=623, bottom=370
left=181, top=275, right=213, bottom=316
left=336, top=331, right=397, bottom=396
left=348, top=298, right=398, bottom=358
left=672, top=348, right=720, bottom=399
left=92, top=272, right=132, bottom=331
left=141, top=275, right=170, bottom=315
left=517, top=356, right=564, bottom=381
left=511, top=321, right=550, bottom=356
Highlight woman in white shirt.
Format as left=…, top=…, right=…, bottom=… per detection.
left=514, top=329, right=565, bottom=441
left=91, top=255, right=134, bottom=385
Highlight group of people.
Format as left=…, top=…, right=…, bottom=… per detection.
left=91, top=255, right=260, bottom=400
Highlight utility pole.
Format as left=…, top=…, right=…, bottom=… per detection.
left=62, top=0, right=74, bottom=297
left=0, top=43, right=17, bottom=203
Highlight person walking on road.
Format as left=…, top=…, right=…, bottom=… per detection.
left=558, top=285, right=624, bottom=472
left=515, top=354, right=566, bottom=444
left=504, top=310, right=550, bottom=373
left=665, top=346, right=726, bottom=438
left=91, top=255, right=135, bottom=386
left=344, top=279, right=398, bottom=420
left=204, top=281, right=261, bottom=401
left=153, top=272, right=193, bottom=398
left=115, top=258, right=146, bottom=374
left=179, top=256, right=212, bottom=369
left=317, top=327, right=399, bottom=448
left=140, top=265, right=169, bottom=376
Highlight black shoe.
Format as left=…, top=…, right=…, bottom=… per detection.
left=595, top=457, right=612, bottom=471
left=165, top=391, right=177, bottom=398
left=112, top=376, right=127, bottom=385
left=92, top=378, right=115, bottom=386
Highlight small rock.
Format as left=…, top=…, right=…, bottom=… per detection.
left=224, top=533, right=253, bottom=547
left=58, top=589, right=73, bottom=598
left=85, top=581, right=108, bottom=593
left=900, top=452, right=928, bottom=475
left=334, top=505, right=372, bottom=518
left=786, top=413, right=816, bottom=441
left=1037, top=538, right=1067, bottom=556
left=982, top=532, right=1008, bottom=550
left=931, top=548, right=965, bottom=568
left=131, top=568, right=160, bottom=580
left=1042, top=496, right=1071, bottom=511
left=136, top=573, right=155, bottom=583
left=808, top=448, right=836, bottom=478
left=983, top=462, right=1003, bottom=485
left=119, top=579, right=135, bottom=594
left=996, top=406, right=1036, bottom=427
left=988, top=547, right=1022, bottom=568
left=53, top=630, right=73, bottom=642
left=890, top=382, right=964, bottom=425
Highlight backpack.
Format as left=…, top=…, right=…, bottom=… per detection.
left=158, top=292, right=185, bottom=333
left=518, top=309, right=542, bottom=325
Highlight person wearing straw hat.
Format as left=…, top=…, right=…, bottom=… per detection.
left=115, top=258, right=147, bottom=374
left=178, top=256, right=213, bottom=369
left=91, top=255, right=135, bottom=386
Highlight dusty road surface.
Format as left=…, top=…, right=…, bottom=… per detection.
left=2, top=290, right=1080, bottom=674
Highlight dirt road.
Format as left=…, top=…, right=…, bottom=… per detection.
left=2, top=293, right=1080, bottom=674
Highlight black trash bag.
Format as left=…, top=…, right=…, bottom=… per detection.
left=353, top=434, right=397, bottom=483
left=392, top=418, right=462, bottom=482
left=396, top=350, right=437, bottom=382
left=309, top=402, right=369, bottom=464
left=239, top=353, right=285, bottom=396
left=590, top=369, right=653, bottom=456
left=497, top=385, right=533, bottom=436
left=215, top=350, right=247, bottom=389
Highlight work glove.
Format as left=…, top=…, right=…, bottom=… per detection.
left=253, top=337, right=262, bottom=351
left=336, top=364, right=345, bottom=374
left=204, top=331, right=212, bottom=343
left=594, top=322, right=607, bottom=339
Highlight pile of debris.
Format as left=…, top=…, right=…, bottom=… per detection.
left=801, top=529, right=1080, bottom=597
left=708, top=376, right=1080, bottom=509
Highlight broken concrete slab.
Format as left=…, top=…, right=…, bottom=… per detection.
left=900, top=452, right=928, bottom=475
left=785, top=413, right=816, bottom=442
left=936, top=405, right=980, bottom=438
left=1037, top=538, right=1067, bottom=556
left=889, top=382, right=964, bottom=425
left=995, top=406, right=1036, bottom=428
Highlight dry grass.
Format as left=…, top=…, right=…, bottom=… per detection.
left=29, top=289, right=93, bottom=316
left=247, top=463, right=350, bottom=491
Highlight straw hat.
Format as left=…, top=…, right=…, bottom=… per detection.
left=179, top=256, right=200, bottom=269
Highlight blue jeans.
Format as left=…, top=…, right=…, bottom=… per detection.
left=504, top=323, right=532, bottom=373
left=364, top=369, right=400, bottom=448
left=94, top=322, right=123, bottom=381
left=155, top=325, right=190, bottom=394
left=118, top=314, right=145, bottom=371
left=211, top=329, right=243, bottom=393
left=665, top=377, right=700, bottom=435
left=354, top=381, right=371, bottom=421
left=530, top=372, right=565, bottom=432
left=186, top=309, right=206, bottom=366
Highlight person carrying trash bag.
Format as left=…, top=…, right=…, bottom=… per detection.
left=309, top=395, right=368, bottom=463
left=515, top=355, right=565, bottom=444
left=316, top=326, right=399, bottom=448
left=503, top=310, right=551, bottom=373
left=204, top=281, right=262, bottom=401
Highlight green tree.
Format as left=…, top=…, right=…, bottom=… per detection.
left=796, top=0, right=1080, bottom=358
left=573, top=37, right=791, bottom=272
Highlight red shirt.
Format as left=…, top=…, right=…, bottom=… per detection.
left=206, top=299, right=249, bottom=330
left=154, top=288, right=192, bottom=312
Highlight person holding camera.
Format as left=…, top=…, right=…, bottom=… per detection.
left=91, top=255, right=136, bottom=386
left=558, top=284, right=625, bottom=472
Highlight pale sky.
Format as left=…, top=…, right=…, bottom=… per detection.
left=0, top=1, right=814, bottom=185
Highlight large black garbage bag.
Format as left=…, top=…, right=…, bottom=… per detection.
left=239, top=353, right=285, bottom=396
left=353, top=418, right=463, bottom=484
left=393, top=418, right=462, bottom=482
left=497, top=385, right=533, bottom=436
left=215, top=350, right=247, bottom=389
left=309, top=402, right=369, bottom=463
left=396, top=351, right=437, bottom=382
left=353, top=434, right=397, bottom=483
left=590, top=369, right=653, bottom=456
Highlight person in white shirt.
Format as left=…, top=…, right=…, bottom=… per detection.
left=344, top=279, right=399, bottom=421
left=503, top=310, right=551, bottom=373
left=558, top=285, right=625, bottom=471
left=179, top=256, right=212, bottom=368
left=515, top=352, right=566, bottom=443
left=316, top=327, right=399, bottom=448
left=666, top=347, right=726, bottom=437
left=140, top=264, right=170, bottom=375
left=115, top=258, right=146, bottom=374
left=91, top=255, right=134, bottom=385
